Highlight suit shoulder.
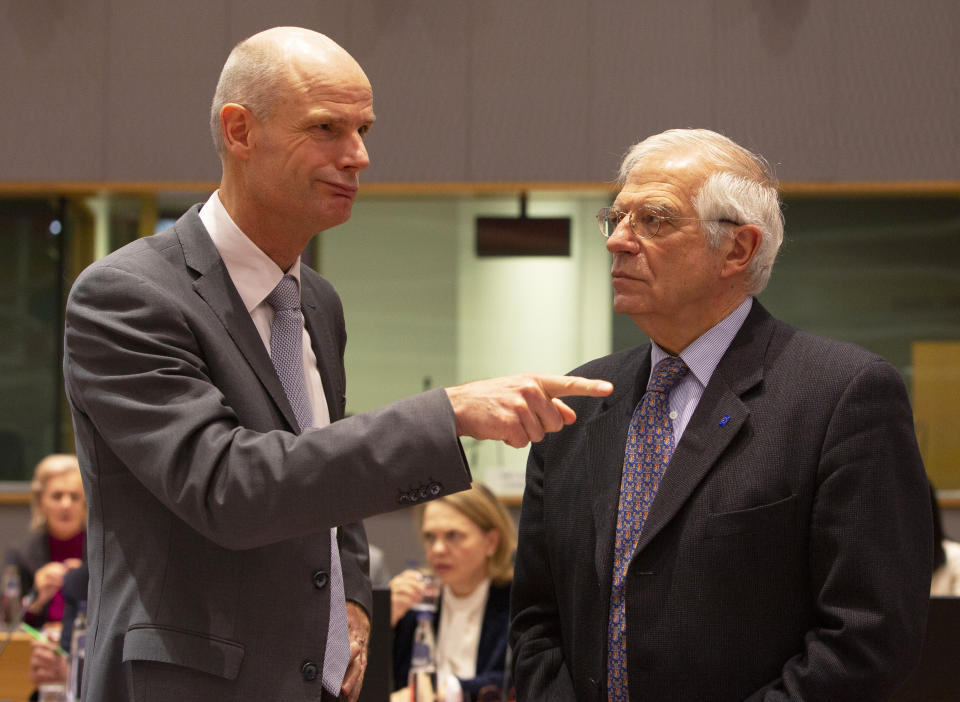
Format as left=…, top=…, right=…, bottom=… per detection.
left=70, top=208, right=209, bottom=300
left=778, top=324, right=889, bottom=374
left=4, top=532, right=47, bottom=571
left=763, top=320, right=907, bottom=401
left=300, top=264, right=340, bottom=300
left=568, top=346, right=644, bottom=382
left=73, top=221, right=186, bottom=287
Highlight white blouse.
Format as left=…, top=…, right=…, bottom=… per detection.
left=435, top=578, right=491, bottom=679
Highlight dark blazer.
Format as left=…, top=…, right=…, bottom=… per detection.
left=4, top=531, right=85, bottom=626
left=4, top=531, right=48, bottom=604
left=394, top=582, right=511, bottom=699
left=62, top=207, right=471, bottom=701
left=510, top=301, right=932, bottom=702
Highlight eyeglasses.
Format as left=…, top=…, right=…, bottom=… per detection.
left=596, top=206, right=741, bottom=240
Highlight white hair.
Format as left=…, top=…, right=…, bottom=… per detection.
left=619, top=128, right=784, bottom=294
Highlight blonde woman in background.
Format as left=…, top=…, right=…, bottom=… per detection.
left=3, top=453, right=86, bottom=628
left=390, top=482, right=516, bottom=701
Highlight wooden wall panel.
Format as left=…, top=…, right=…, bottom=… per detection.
left=832, top=0, right=960, bottom=181
left=345, top=2, right=471, bottom=182
left=466, top=0, right=594, bottom=182
left=0, top=0, right=110, bottom=180
left=0, top=0, right=958, bottom=184
left=714, top=1, right=839, bottom=182
left=103, top=0, right=227, bottom=182
left=586, top=0, right=717, bottom=182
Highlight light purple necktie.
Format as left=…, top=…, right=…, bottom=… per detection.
left=607, top=356, right=689, bottom=702
left=266, top=275, right=350, bottom=694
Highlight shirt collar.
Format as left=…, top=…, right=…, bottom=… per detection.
left=198, top=191, right=302, bottom=311
left=442, top=577, right=491, bottom=610
left=650, top=297, right=753, bottom=389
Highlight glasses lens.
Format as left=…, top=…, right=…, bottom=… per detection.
left=597, top=208, right=618, bottom=237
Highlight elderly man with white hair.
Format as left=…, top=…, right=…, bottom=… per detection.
left=510, top=128, right=931, bottom=702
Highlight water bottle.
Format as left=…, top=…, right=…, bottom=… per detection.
left=408, top=611, right=461, bottom=702
left=408, top=611, right=436, bottom=701
left=1, top=564, right=21, bottom=627
left=66, top=601, right=87, bottom=702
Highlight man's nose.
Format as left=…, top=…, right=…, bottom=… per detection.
left=341, top=132, right=370, bottom=171
left=605, top=219, right=639, bottom=254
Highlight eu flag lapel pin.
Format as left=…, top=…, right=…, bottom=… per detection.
left=718, top=414, right=731, bottom=427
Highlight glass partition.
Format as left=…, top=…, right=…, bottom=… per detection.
left=1, top=188, right=957, bottom=489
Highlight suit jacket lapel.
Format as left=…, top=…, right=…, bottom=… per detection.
left=632, top=303, right=774, bottom=554
left=592, top=348, right=650, bottom=586
left=176, top=207, right=301, bottom=432
left=300, top=276, right=343, bottom=423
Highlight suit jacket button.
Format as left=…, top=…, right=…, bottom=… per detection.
left=301, top=661, right=318, bottom=681
left=313, top=570, right=329, bottom=589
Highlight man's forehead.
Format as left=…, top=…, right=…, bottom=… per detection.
left=280, top=66, right=375, bottom=121
left=618, top=156, right=708, bottom=204
left=624, top=151, right=710, bottom=184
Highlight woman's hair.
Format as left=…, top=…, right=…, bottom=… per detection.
left=29, top=454, right=83, bottom=532
left=418, top=482, right=517, bottom=585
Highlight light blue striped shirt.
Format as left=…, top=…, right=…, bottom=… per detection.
left=648, top=296, right=753, bottom=443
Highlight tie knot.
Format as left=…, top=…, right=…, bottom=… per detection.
left=648, top=356, right=689, bottom=394
left=266, top=274, right=300, bottom=312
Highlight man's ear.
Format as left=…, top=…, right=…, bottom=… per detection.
left=484, top=529, right=501, bottom=558
left=721, top=224, right=762, bottom=278
left=220, top=103, right=255, bottom=158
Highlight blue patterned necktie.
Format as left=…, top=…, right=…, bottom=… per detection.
left=607, top=356, right=689, bottom=702
left=266, top=275, right=350, bottom=694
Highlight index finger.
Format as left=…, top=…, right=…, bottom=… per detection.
left=537, top=375, right=613, bottom=399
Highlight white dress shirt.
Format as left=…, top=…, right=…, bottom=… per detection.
left=650, top=296, right=753, bottom=444
left=199, top=191, right=330, bottom=428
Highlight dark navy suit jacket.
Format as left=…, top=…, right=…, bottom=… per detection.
left=511, top=301, right=932, bottom=701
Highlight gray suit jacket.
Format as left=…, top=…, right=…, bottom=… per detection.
left=510, top=301, right=932, bottom=702
left=63, top=206, right=471, bottom=701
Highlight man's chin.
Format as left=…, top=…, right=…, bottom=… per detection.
left=612, top=296, right=641, bottom=315
left=313, top=202, right=355, bottom=232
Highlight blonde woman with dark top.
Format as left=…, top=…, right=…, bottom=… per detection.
left=390, top=483, right=516, bottom=701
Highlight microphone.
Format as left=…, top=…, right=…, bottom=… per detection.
left=1, top=565, right=22, bottom=627
left=21, top=588, right=41, bottom=613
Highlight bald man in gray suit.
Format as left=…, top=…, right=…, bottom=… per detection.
left=63, top=27, right=610, bottom=702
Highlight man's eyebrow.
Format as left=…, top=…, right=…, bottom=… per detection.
left=305, top=110, right=375, bottom=126
left=613, top=199, right=677, bottom=216
left=307, top=113, right=344, bottom=125
left=643, top=202, right=677, bottom=216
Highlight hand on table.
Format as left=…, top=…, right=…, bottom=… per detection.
left=28, top=633, right=68, bottom=685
